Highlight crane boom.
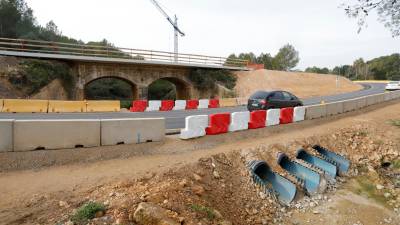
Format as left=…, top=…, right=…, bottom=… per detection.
left=149, top=0, right=185, bottom=62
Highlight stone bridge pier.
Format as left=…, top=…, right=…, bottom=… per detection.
left=71, top=62, right=205, bottom=100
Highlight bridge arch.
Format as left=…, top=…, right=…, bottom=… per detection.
left=84, top=76, right=139, bottom=100
left=147, top=76, right=192, bottom=100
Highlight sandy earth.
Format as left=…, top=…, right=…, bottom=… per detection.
left=234, top=70, right=362, bottom=99
left=0, top=100, right=399, bottom=224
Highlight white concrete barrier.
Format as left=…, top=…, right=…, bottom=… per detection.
left=326, top=101, right=344, bottom=116
left=229, top=111, right=250, bottom=132
left=366, top=94, right=384, bottom=106
left=356, top=97, right=367, bottom=109
left=13, top=119, right=100, bottom=151
left=393, top=91, right=400, bottom=99
left=343, top=99, right=358, bottom=112
left=146, top=101, right=161, bottom=111
left=293, top=106, right=306, bottom=122
left=266, top=109, right=280, bottom=126
left=101, top=118, right=165, bottom=146
left=180, top=115, right=208, bottom=139
left=305, top=104, right=327, bottom=120
left=0, top=119, right=13, bottom=152
left=384, top=92, right=392, bottom=101
left=173, top=100, right=186, bottom=110
left=198, top=99, right=209, bottom=109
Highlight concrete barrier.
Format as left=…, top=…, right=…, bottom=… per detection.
left=293, top=106, right=306, bottom=122
left=343, top=99, right=358, bottom=112
left=326, top=101, right=344, bottom=116
left=173, top=100, right=186, bottom=110
left=180, top=115, right=208, bottom=139
left=13, top=119, right=100, bottom=151
left=0, top=99, right=3, bottom=112
left=219, top=98, right=238, bottom=107
left=356, top=97, right=367, bottom=109
left=146, top=100, right=161, bottom=111
left=86, top=100, right=120, bottom=112
left=266, top=109, right=280, bottom=126
left=0, top=119, right=13, bottom=152
left=198, top=99, right=209, bottom=109
left=229, top=111, right=250, bottom=132
left=236, top=98, right=248, bottom=106
left=48, top=100, right=86, bottom=113
left=2, top=99, right=48, bottom=113
left=101, top=118, right=165, bottom=145
left=384, top=92, right=392, bottom=101
left=305, top=104, right=327, bottom=120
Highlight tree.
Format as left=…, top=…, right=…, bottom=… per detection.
left=0, top=0, right=36, bottom=38
left=305, top=66, right=330, bottom=74
left=256, top=53, right=274, bottom=69
left=272, top=44, right=300, bottom=71
left=344, top=0, right=400, bottom=37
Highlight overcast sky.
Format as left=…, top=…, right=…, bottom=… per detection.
left=25, top=0, right=399, bottom=70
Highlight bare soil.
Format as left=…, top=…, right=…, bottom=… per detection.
left=234, top=70, right=362, bottom=99
left=0, top=100, right=399, bottom=225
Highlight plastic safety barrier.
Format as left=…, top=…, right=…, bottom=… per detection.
left=101, top=118, right=165, bottom=145
left=312, top=145, right=350, bottom=175
left=206, top=113, right=230, bottom=135
left=293, top=106, right=305, bottom=122
left=186, top=100, right=199, bottom=110
left=208, top=99, right=219, bottom=108
left=296, top=149, right=337, bottom=178
left=0, top=119, right=13, bottom=152
left=86, top=100, right=120, bottom=112
left=305, top=104, right=326, bottom=120
left=198, top=99, right=209, bottom=109
left=248, top=160, right=297, bottom=205
left=130, top=100, right=148, bottom=112
left=146, top=100, right=161, bottom=111
left=13, top=119, right=101, bottom=151
left=180, top=115, right=209, bottom=139
left=219, top=98, right=238, bottom=107
left=266, top=109, right=280, bottom=126
left=228, top=111, right=250, bottom=132
left=173, top=100, right=186, bottom=110
left=280, top=107, right=294, bottom=124
left=2, top=99, right=49, bottom=113
left=248, top=110, right=266, bottom=129
left=48, top=100, right=86, bottom=113
left=278, top=153, right=322, bottom=194
left=160, top=100, right=174, bottom=111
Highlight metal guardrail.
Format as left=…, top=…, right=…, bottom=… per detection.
left=0, top=37, right=248, bottom=68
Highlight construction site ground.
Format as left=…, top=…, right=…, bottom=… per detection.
left=0, top=100, right=399, bottom=225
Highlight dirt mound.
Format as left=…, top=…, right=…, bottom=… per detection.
left=234, top=70, right=363, bottom=99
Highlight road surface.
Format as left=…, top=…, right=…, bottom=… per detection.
left=0, top=83, right=386, bottom=129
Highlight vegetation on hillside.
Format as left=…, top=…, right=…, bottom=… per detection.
left=189, top=69, right=237, bottom=90
left=227, top=44, right=300, bottom=71
left=305, top=53, right=400, bottom=81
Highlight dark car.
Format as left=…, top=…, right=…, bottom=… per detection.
left=247, top=90, right=303, bottom=111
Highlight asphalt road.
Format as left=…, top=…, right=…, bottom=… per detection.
left=0, top=83, right=386, bottom=129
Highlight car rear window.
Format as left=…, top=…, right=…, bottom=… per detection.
left=250, top=91, right=270, bottom=99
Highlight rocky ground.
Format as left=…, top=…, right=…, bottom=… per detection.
left=0, top=102, right=399, bottom=225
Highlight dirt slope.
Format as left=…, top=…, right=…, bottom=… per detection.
left=234, top=70, right=362, bottom=99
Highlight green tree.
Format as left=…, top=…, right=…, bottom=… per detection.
left=305, top=66, right=330, bottom=74
left=367, top=53, right=400, bottom=80
left=256, top=53, right=274, bottom=69
left=0, top=0, right=36, bottom=38
left=344, top=0, right=400, bottom=37
left=272, top=44, right=300, bottom=71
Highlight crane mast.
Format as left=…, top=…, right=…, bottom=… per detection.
left=149, top=0, right=185, bottom=62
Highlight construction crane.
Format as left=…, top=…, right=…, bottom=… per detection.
left=149, top=0, right=185, bottom=62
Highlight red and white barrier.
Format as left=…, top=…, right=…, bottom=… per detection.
left=160, top=100, right=174, bottom=111
left=293, top=106, right=305, bottom=122
left=180, top=115, right=208, bottom=139
left=186, top=100, right=199, bottom=110
left=266, top=109, right=280, bottom=126
left=173, top=100, right=186, bottom=110
left=198, top=99, right=209, bottom=109
left=248, top=110, right=266, bottom=129
left=205, top=113, right=230, bottom=135
left=228, top=111, right=250, bottom=132
left=209, top=99, right=219, bottom=108
left=146, top=101, right=161, bottom=111
left=130, top=100, right=148, bottom=112
left=280, top=107, right=294, bottom=124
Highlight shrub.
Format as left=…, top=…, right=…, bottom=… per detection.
left=71, top=202, right=105, bottom=224
left=189, top=69, right=237, bottom=90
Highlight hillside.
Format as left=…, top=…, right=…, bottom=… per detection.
left=234, top=69, right=363, bottom=99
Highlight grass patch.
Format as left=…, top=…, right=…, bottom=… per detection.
left=389, top=119, right=400, bottom=128
left=189, top=204, right=216, bottom=220
left=351, top=176, right=387, bottom=205
left=392, top=160, right=400, bottom=169
left=71, top=202, right=105, bottom=224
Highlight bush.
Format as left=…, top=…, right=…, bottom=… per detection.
left=120, top=100, right=132, bottom=109
left=71, top=202, right=105, bottom=224
left=189, top=69, right=237, bottom=90
left=9, top=59, right=72, bottom=96
left=148, top=79, right=176, bottom=100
